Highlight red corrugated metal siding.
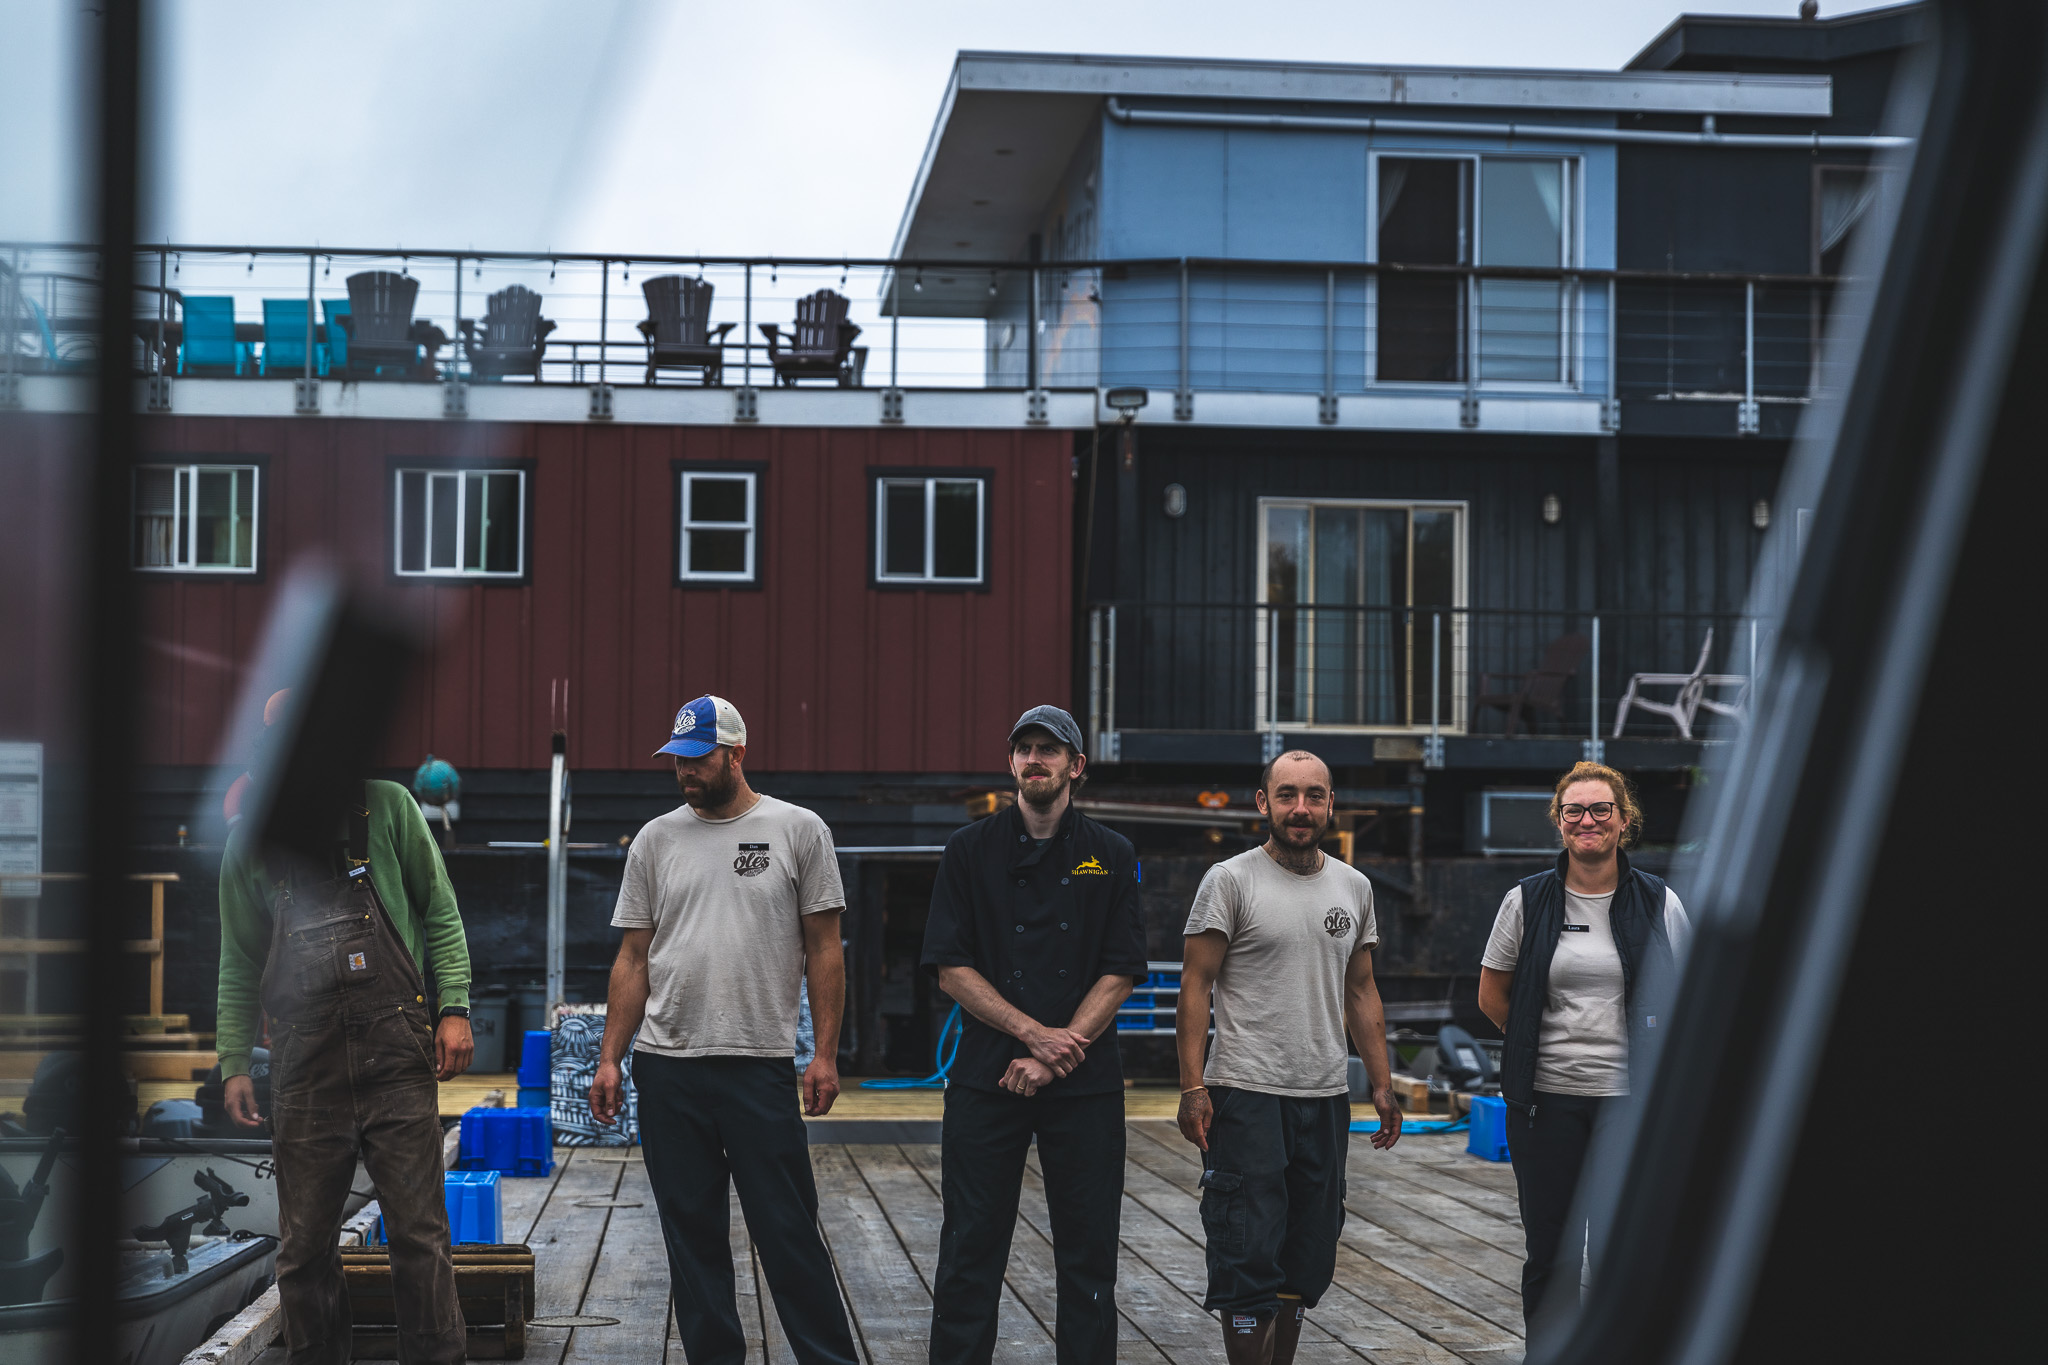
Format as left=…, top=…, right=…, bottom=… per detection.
left=109, top=415, right=1071, bottom=773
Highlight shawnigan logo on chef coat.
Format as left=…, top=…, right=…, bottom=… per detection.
left=733, top=843, right=772, bottom=877
left=1071, top=857, right=1109, bottom=876
left=1324, top=907, right=1354, bottom=937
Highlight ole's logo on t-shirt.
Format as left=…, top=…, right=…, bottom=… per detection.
left=733, top=843, right=771, bottom=877
left=1324, top=907, right=1354, bottom=937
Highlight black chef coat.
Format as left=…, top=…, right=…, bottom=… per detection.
left=920, top=800, right=1148, bottom=1095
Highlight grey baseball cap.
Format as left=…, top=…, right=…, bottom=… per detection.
left=1008, top=704, right=1085, bottom=754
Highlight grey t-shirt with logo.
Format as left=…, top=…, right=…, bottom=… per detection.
left=612, top=794, right=845, bottom=1059
left=1183, top=846, right=1381, bottom=1098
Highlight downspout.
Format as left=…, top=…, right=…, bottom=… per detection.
left=1104, top=97, right=1912, bottom=150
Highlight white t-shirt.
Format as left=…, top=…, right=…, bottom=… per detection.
left=611, top=794, right=844, bottom=1058
left=1182, top=847, right=1380, bottom=1098
left=1481, top=882, right=1690, bottom=1097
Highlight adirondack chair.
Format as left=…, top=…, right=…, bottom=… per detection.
left=259, top=297, right=319, bottom=375
left=1471, top=632, right=1589, bottom=736
left=759, top=289, right=867, bottom=387
left=461, top=285, right=556, bottom=380
left=1612, top=628, right=1753, bottom=739
left=637, top=276, right=733, bottom=385
left=177, top=296, right=246, bottom=375
left=337, top=271, right=441, bottom=378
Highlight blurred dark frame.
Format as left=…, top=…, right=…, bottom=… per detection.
left=1538, top=3, right=2036, bottom=1362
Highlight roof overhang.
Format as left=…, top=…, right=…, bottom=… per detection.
left=889, top=52, right=1833, bottom=317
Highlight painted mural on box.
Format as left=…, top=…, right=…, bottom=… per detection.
left=551, top=1004, right=637, bottom=1146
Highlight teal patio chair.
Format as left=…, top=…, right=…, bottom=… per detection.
left=322, top=298, right=350, bottom=372
left=259, top=298, right=321, bottom=375
left=178, top=296, right=246, bottom=375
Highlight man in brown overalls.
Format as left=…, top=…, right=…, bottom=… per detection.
left=218, top=773, right=472, bottom=1365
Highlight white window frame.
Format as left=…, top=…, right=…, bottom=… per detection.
left=132, top=462, right=260, bottom=573
left=392, top=467, right=527, bottom=579
left=1253, top=496, right=1469, bottom=734
left=678, top=470, right=759, bottom=583
left=1365, top=151, right=1584, bottom=393
left=874, top=476, right=987, bottom=585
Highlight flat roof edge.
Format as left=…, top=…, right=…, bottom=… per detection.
left=951, top=51, right=1832, bottom=116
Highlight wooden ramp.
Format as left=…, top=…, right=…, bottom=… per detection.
left=357, top=1121, right=1528, bottom=1365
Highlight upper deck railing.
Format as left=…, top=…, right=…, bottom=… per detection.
left=1, top=243, right=1851, bottom=426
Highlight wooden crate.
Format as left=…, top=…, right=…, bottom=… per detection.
left=343, top=1243, right=535, bottom=1360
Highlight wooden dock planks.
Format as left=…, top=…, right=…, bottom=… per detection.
left=512, top=1122, right=1529, bottom=1365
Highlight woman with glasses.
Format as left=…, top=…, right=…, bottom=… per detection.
left=1475, top=760, right=1690, bottom=1329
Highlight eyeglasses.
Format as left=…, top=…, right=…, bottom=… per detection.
left=1560, top=802, right=1618, bottom=823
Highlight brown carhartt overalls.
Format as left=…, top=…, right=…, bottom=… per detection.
left=261, top=794, right=464, bottom=1364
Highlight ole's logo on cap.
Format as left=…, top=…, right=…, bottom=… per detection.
left=674, top=709, right=697, bottom=735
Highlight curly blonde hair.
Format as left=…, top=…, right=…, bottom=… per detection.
left=1548, top=761, right=1643, bottom=849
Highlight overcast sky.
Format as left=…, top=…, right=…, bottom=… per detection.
left=3, top=1, right=1892, bottom=255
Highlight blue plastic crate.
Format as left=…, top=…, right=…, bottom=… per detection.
left=445, top=1169, right=503, bottom=1244
left=1466, top=1095, right=1510, bottom=1163
left=516, top=1085, right=550, bottom=1110
left=459, top=1105, right=554, bottom=1177
left=1117, top=992, right=1155, bottom=1031
left=516, top=1030, right=553, bottom=1088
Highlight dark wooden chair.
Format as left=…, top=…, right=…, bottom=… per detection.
left=637, top=276, right=733, bottom=385
left=759, top=289, right=866, bottom=387
left=460, top=285, right=555, bottom=381
left=1471, top=632, right=1589, bottom=736
left=338, top=271, right=443, bottom=379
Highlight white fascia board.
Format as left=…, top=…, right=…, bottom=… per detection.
left=90, top=378, right=1100, bottom=430
left=954, top=52, right=1832, bottom=118
left=1110, top=389, right=1608, bottom=435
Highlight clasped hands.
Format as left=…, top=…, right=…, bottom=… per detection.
left=999, top=1023, right=1091, bottom=1097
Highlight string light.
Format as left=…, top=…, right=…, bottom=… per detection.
left=988, top=271, right=999, bottom=297
left=548, top=259, right=556, bottom=281
left=913, top=269, right=923, bottom=293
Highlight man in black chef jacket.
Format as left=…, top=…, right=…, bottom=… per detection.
left=921, top=705, right=1147, bottom=1365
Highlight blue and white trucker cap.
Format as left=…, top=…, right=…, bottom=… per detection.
left=655, top=695, right=747, bottom=758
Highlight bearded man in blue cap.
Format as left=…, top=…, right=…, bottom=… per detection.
left=592, top=695, right=857, bottom=1365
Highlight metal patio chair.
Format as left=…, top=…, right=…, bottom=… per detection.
left=759, top=289, right=866, bottom=387
left=1471, top=631, right=1588, bottom=736
left=1612, top=627, right=1752, bottom=739
left=461, top=284, right=555, bottom=381
left=637, top=276, right=733, bottom=385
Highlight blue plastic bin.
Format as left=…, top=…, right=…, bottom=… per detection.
left=1466, top=1095, right=1510, bottom=1162
left=445, top=1169, right=503, bottom=1244
left=458, top=1105, right=554, bottom=1177
left=517, top=1029, right=552, bottom=1088
left=517, top=1085, right=550, bottom=1110
left=1117, top=993, right=1155, bottom=1030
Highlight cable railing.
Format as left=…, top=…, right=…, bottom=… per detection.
left=2, top=245, right=1849, bottom=418
left=1086, top=603, right=1772, bottom=752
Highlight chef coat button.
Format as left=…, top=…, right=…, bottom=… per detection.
left=1058, top=969, right=1068, bottom=978
left=1015, top=924, right=1024, bottom=933
left=1017, top=878, right=1027, bottom=887
left=1012, top=970, right=1023, bottom=979
left=1061, top=877, right=1069, bottom=885
left=1059, top=922, right=1068, bottom=930
left=1019, top=834, right=1027, bottom=842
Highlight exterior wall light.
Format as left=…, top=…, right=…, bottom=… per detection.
left=1541, top=493, right=1562, bottom=525
left=1753, top=498, right=1772, bottom=530
left=1164, top=483, right=1188, bottom=518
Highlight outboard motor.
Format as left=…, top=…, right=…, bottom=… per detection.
left=0, top=1130, right=65, bottom=1305
left=1436, top=1024, right=1498, bottom=1092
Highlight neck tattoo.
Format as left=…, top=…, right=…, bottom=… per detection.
left=1266, top=840, right=1322, bottom=875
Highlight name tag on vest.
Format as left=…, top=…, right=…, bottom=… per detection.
left=1562, top=924, right=1590, bottom=932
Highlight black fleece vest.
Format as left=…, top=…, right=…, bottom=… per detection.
left=1499, top=851, right=1673, bottom=1112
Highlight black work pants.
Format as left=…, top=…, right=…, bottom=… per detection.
left=930, top=1084, right=1124, bottom=1365
left=1505, top=1090, right=1620, bottom=1329
left=1197, top=1087, right=1350, bottom=1318
left=635, top=1052, right=858, bottom=1365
